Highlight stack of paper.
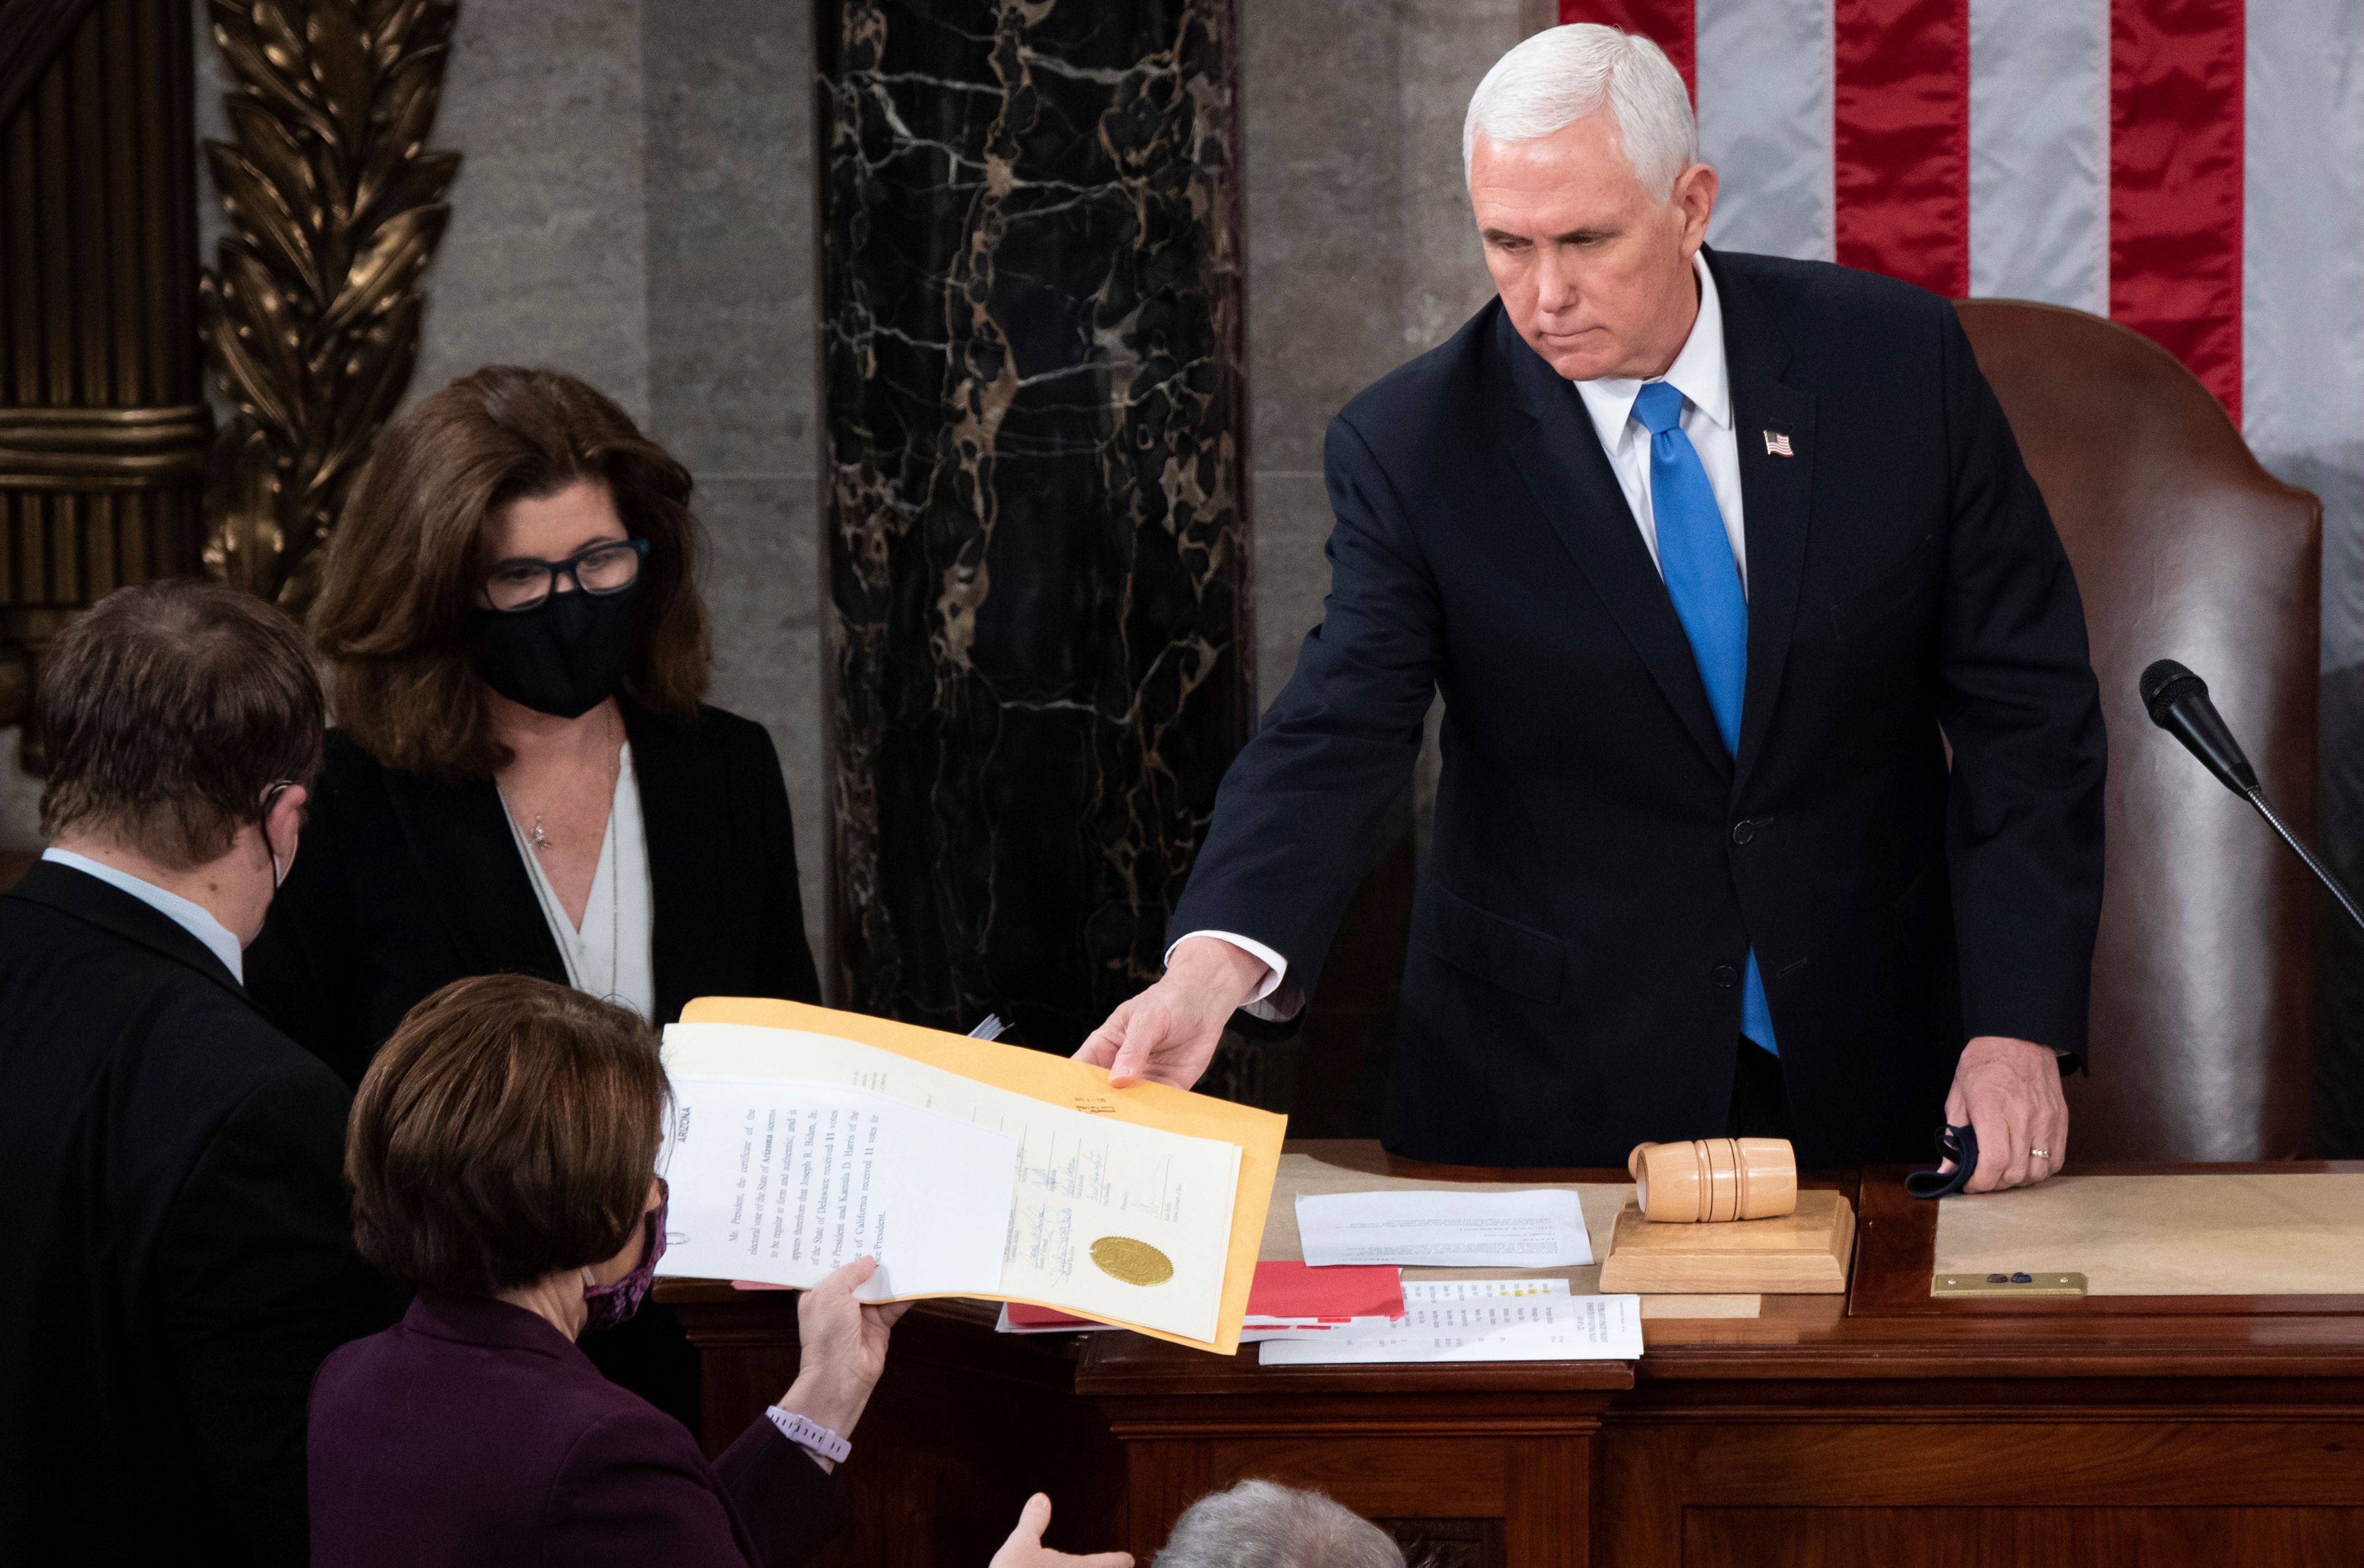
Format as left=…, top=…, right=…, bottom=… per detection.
left=1296, top=1188, right=1594, bottom=1268
left=651, top=1002, right=1285, bottom=1354
left=1254, top=1278, right=1642, bottom=1364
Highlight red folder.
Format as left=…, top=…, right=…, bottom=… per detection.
left=1242, top=1260, right=1404, bottom=1322
left=1004, top=1261, right=1405, bottom=1332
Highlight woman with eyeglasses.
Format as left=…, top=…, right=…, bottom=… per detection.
left=245, top=364, right=822, bottom=1427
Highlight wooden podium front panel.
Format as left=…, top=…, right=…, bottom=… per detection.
left=1598, top=1389, right=2364, bottom=1568
left=665, top=1152, right=2364, bottom=1566
left=664, top=1287, right=1127, bottom=1567
left=1081, top=1353, right=1622, bottom=1564
left=1111, top=1430, right=1586, bottom=1567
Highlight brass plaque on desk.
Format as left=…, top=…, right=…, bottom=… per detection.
left=1931, top=1271, right=2087, bottom=1298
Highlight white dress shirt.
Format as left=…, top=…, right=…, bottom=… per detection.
left=41, top=846, right=247, bottom=982
left=1571, top=251, right=1749, bottom=590
left=1176, top=253, right=1746, bottom=1021
left=502, top=741, right=657, bottom=1022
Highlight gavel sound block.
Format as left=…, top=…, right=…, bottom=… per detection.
left=1596, top=1138, right=1854, bottom=1293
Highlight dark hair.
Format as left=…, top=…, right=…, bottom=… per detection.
left=345, top=974, right=668, bottom=1295
left=310, top=366, right=710, bottom=778
left=37, top=578, right=324, bottom=869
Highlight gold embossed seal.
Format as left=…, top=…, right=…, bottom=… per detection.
left=1088, top=1236, right=1175, bottom=1287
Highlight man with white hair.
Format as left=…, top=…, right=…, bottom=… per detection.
left=1080, top=25, right=2105, bottom=1189
left=1156, top=1481, right=1404, bottom=1568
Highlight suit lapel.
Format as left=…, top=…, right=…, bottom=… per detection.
left=1710, top=251, right=1817, bottom=791
left=380, top=765, right=567, bottom=984
left=1497, top=306, right=1732, bottom=776
left=624, top=704, right=726, bottom=1024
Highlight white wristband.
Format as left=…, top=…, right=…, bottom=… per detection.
left=765, top=1405, right=850, bottom=1465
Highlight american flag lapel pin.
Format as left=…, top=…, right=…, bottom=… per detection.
left=1763, top=430, right=1795, bottom=457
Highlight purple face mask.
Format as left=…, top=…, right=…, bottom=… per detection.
left=582, top=1181, right=669, bottom=1336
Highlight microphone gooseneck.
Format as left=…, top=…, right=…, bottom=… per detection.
left=2140, top=658, right=2364, bottom=933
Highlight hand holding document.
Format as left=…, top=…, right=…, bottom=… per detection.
left=1295, top=1188, right=1595, bottom=1268
left=653, top=999, right=1287, bottom=1353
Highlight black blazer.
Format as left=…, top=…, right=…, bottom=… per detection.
left=244, top=699, right=821, bottom=1433
left=0, top=861, right=386, bottom=1567
left=246, top=700, right=822, bottom=1086
left=1175, top=249, right=2107, bottom=1168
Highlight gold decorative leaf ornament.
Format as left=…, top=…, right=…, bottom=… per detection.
left=198, top=0, right=460, bottom=608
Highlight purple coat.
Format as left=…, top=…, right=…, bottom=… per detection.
left=309, top=1293, right=846, bottom=1567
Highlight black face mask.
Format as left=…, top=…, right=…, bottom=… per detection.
left=468, top=581, right=643, bottom=719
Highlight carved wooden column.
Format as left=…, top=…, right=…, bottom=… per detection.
left=0, top=0, right=209, bottom=746
left=818, top=0, right=1254, bottom=1048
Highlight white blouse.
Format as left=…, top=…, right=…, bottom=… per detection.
left=502, top=741, right=656, bottom=1021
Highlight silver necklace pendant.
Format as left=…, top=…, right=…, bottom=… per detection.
left=528, top=813, right=553, bottom=853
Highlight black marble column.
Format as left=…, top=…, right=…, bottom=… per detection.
left=819, top=0, right=1252, bottom=1047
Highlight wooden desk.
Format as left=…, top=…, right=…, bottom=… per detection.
left=661, top=1143, right=2364, bottom=1567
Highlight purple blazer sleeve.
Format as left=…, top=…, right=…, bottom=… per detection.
left=547, top=1409, right=846, bottom=1568
left=712, top=1418, right=853, bottom=1568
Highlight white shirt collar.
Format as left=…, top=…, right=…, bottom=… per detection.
left=41, top=847, right=247, bottom=984
left=1570, top=251, right=1731, bottom=449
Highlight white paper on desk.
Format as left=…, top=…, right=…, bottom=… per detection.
left=1295, top=1188, right=1593, bottom=1268
left=654, top=1077, right=1016, bottom=1300
left=1256, top=1293, right=1641, bottom=1364
left=1402, top=1277, right=1571, bottom=1306
left=662, top=1023, right=1243, bottom=1343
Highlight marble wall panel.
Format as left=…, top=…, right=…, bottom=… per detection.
left=819, top=0, right=1253, bottom=1043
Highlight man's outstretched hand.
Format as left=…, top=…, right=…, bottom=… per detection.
left=1073, top=936, right=1269, bottom=1090
left=1942, top=1035, right=2070, bottom=1192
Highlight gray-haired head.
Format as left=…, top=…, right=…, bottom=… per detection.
left=1155, top=1481, right=1405, bottom=1568
left=1462, top=23, right=1699, bottom=197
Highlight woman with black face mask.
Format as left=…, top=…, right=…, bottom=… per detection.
left=245, top=365, right=824, bottom=1431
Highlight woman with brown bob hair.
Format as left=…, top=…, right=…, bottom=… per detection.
left=307, top=974, right=883, bottom=1567
left=246, top=365, right=822, bottom=1424
left=307, top=975, right=1127, bottom=1568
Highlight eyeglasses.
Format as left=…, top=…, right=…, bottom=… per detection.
left=480, top=538, right=650, bottom=613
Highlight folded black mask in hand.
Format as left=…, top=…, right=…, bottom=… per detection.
left=1904, top=1124, right=1979, bottom=1199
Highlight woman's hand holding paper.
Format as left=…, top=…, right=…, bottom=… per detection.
left=776, top=1255, right=910, bottom=1465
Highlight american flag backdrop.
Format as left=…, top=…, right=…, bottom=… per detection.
left=1557, top=0, right=2364, bottom=1142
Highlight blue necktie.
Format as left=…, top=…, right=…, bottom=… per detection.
left=1631, top=382, right=1777, bottom=1056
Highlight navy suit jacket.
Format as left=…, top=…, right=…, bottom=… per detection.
left=0, top=862, right=386, bottom=1567
left=309, top=1293, right=846, bottom=1568
left=1175, top=249, right=2107, bottom=1167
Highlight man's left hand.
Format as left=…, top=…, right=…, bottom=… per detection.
left=1943, top=1035, right=2068, bottom=1192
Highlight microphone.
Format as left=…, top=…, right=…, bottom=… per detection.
left=2140, top=659, right=2364, bottom=933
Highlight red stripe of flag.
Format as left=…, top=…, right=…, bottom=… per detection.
left=1558, top=0, right=1696, bottom=101
left=2109, top=0, right=2245, bottom=420
left=1832, top=0, right=1971, bottom=300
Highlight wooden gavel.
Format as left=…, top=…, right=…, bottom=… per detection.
left=1628, top=1137, right=1798, bottom=1223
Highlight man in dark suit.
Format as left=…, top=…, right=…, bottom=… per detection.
left=0, top=580, right=384, bottom=1566
left=1079, top=25, right=2105, bottom=1190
